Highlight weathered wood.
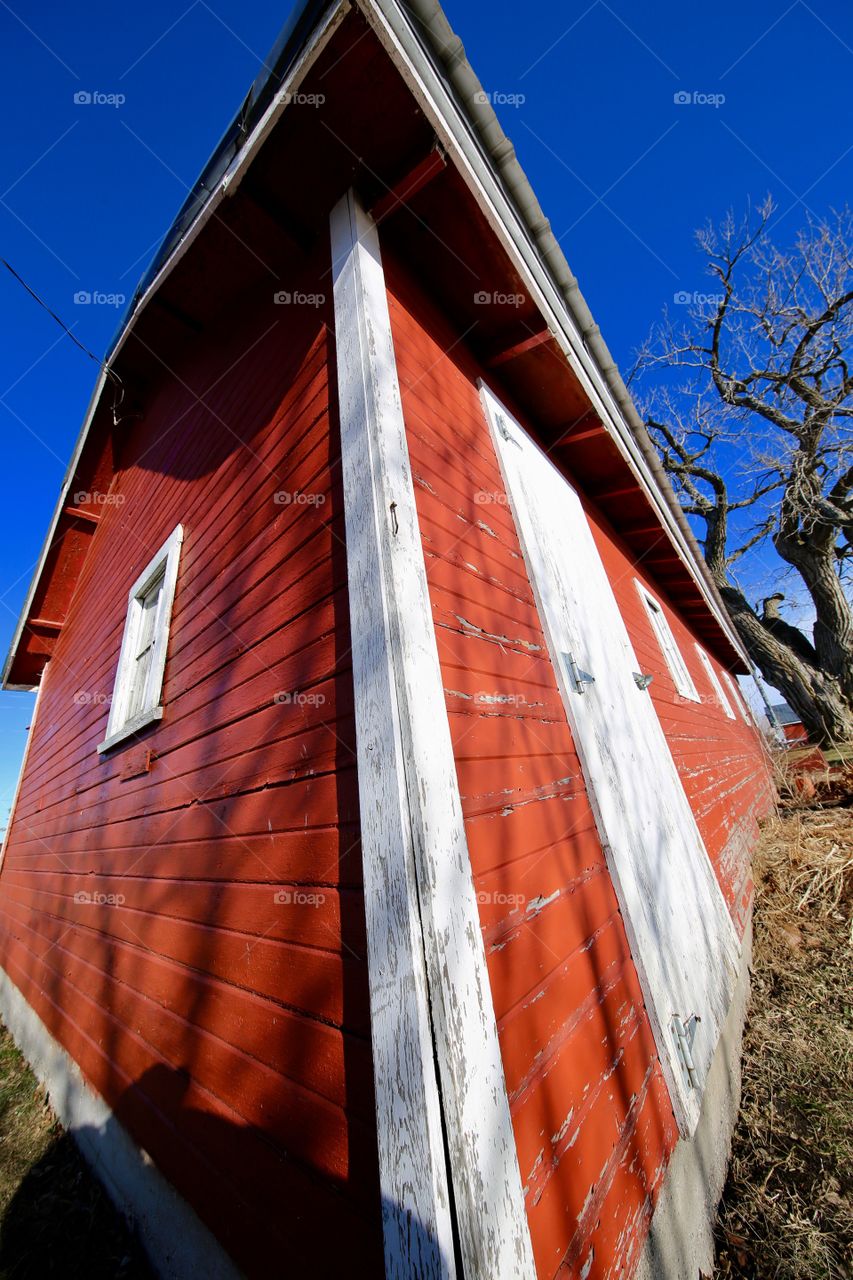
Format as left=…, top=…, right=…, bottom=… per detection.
left=482, top=381, right=741, bottom=1136
left=330, top=190, right=456, bottom=1280
left=331, top=190, right=535, bottom=1280
left=0, top=268, right=385, bottom=1276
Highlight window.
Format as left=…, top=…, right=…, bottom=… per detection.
left=98, top=525, right=184, bottom=753
left=695, top=645, right=735, bottom=718
left=721, top=669, right=749, bottom=723
left=635, top=582, right=699, bottom=701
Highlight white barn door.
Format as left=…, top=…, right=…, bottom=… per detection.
left=481, top=384, right=739, bottom=1135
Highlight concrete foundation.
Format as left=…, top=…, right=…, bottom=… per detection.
left=0, top=916, right=753, bottom=1280
left=636, top=918, right=752, bottom=1280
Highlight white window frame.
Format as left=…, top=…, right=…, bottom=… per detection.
left=721, top=669, right=749, bottom=722
left=635, top=582, right=700, bottom=701
left=695, top=645, right=735, bottom=718
left=98, top=525, right=184, bottom=753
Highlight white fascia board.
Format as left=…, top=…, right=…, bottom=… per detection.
left=358, top=0, right=748, bottom=665
left=105, top=0, right=350, bottom=368
left=2, top=367, right=108, bottom=690
left=0, top=667, right=47, bottom=870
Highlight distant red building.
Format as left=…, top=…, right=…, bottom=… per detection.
left=0, top=3, right=774, bottom=1278
left=772, top=703, right=810, bottom=744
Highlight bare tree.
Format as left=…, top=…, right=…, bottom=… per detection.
left=636, top=198, right=853, bottom=744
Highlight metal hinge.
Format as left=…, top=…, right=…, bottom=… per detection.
left=671, top=1013, right=701, bottom=1089
left=563, top=651, right=595, bottom=695
left=496, top=413, right=521, bottom=446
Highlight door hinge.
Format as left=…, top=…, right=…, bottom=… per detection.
left=563, top=651, right=595, bottom=695
left=496, top=413, right=521, bottom=446
left=671, top=1013, right=701, bottom=1089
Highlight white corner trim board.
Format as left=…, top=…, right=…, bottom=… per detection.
left=330, top=190, right=535, bottom=1280
left=330, top=190, right=455, bottom=1280
left=481, top=382, right=740, bottom=1138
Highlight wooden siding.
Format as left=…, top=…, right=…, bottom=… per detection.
left=584, top=513, right=775, bottom=937
left=385, top=246, right=773, bottom=1278
left=385, top=251, right=683, bottom=1280
left=0, top=250, right=383, bottom=1278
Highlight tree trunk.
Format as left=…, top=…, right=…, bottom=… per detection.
left=774, top=534, right=853, bottom=706
left=718, top=584, right=853, bottom=746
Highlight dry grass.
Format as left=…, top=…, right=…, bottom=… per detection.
left=0, top=1032, right=57, bottom=1217
left=715, top=800, right=853, bottom=1279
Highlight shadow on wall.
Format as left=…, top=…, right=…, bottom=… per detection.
left=0, top=1061, right=450, bottom=1280
left=0, top=250, right=384, bottom=1275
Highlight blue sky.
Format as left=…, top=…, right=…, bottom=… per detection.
left=1, top=0, right=852, bottom=815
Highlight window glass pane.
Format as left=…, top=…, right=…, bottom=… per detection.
left=127, top=574, right=164, bottom=719
left=642, top=592, right=697, bottom=699
left=696, top=646, right=734, bottom=717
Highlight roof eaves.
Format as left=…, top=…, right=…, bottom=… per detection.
left=367, top=0, right=749, bottom=666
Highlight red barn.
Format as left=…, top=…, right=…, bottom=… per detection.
left=0, top=2, right=774, bottom=1277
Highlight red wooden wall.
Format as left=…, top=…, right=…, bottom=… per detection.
left=0, top=249, right=383, bottom=1278
left=385, top=247, right=772, bottom=1280
left=0, top=225, right=774, bottom=1280
left=586, top=512, right=775, bottom=937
